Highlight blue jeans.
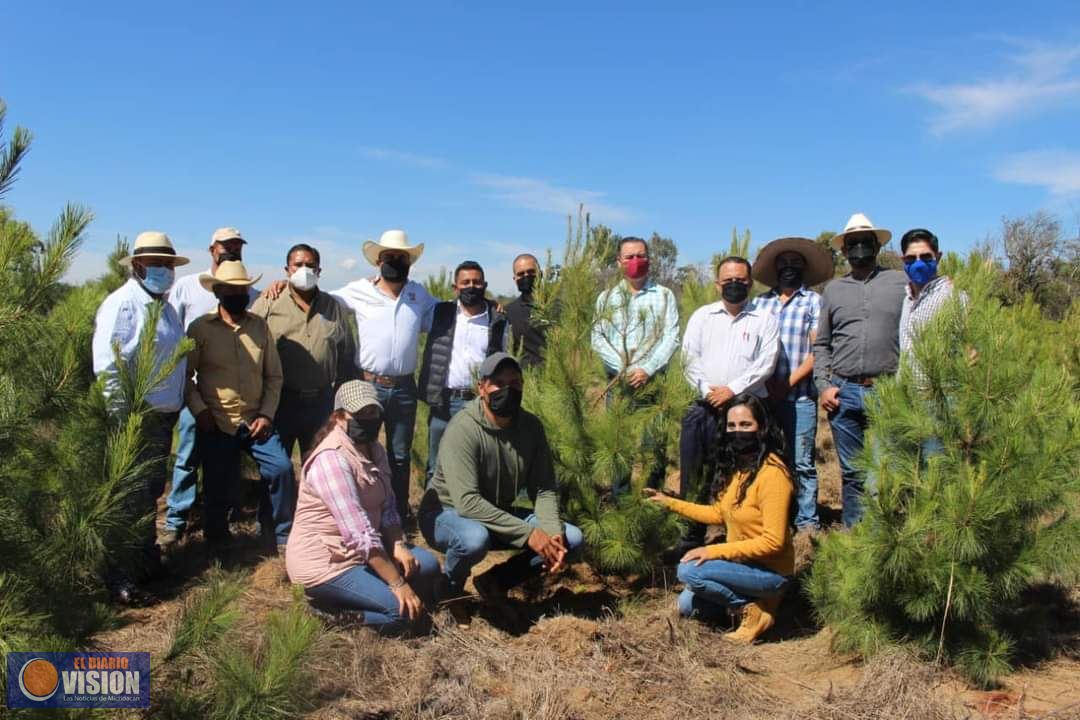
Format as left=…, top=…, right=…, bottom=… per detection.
left=676, top=559, right=789, bottom=619
left=425, top=394, right=468, bottom=485
left=775, top=396, right=820, bottom=529
left=304, top=546, right=441, bottom=636
left=165, top=407, right=199, bottom=533
left=199, top=426, right=296, bottom=544
left=827, top=380, right=876, bottom=528
left=375, top=378, right=418, bottom=519
left=419, top=506, right=584, bottom=593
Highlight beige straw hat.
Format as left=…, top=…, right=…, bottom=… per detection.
left=831, top=213, right=892, bottom=250
left=361, top=229, right=424, bottom=266
left=118, top=231, right=190, bottom=267
left=752, top=237, right=834, bottom=288
left=198, top=260, right=262, bottom=292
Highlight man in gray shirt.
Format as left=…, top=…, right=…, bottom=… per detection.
left=813, top=213, right=907, bottom=527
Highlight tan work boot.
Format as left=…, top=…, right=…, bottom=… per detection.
left=725, top=596, right=781, bottom=644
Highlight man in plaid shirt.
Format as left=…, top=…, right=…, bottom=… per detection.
left=752, top=238, right=834, bottom=531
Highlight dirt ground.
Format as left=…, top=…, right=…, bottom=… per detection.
left=92, top=409, right=1080, bottom=719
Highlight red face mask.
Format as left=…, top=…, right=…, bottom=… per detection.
left=624, top=257, right=649, bottom=279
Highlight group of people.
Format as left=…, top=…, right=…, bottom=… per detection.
left=92, top=211, right=955, bottom=641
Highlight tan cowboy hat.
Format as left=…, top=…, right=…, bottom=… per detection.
left=118, top=231, right=190, bottom=267
left=198, top=259, right=262, bottom=292
left=832, top=212, right=892, bottom=250
left=752, top=237, right=834, bottom=288
left=361, top=229, right=424, bottom=267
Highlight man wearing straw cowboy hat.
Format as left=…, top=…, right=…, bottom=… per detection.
left=813, top=213, right=907, bottom=527
left=752, top=237, right=834, bottom=532
left=331, top=230, right=437, bottom=521
left=162, top=227, right=258, bottom=547
left=92, top=231, right=191, bottom=602
left=185, top=259, right=296, bottom=553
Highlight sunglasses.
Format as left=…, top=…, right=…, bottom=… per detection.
left=514, top=269, right=538, bottom=279
left=903, top=253, right=936, bottom=265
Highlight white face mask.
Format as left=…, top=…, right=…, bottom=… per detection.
left=289, top=266, right=318, bottom=291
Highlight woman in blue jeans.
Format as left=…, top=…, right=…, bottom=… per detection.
left=645, top=393, right=795, bottom=643
left=285, top=381, right=440, bottom=635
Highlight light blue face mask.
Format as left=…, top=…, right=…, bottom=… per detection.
left=140, top=266, right=175, bottom=295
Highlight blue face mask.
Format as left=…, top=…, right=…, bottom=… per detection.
left=140, top=266, right=175, bottom=295
left=904, top=258, right=937, bottom=286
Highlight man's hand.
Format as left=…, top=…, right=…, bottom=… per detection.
left=527, top=527, right=567, bottom=572
left=820, top=386, right=841, bottom=412
left=195, top=409, right=216, bottom=433
left=249, top=415, right=273, bottom=441
left=705, top=385, right=734, bottom=409
left=626, top=368, right=650, bottom=389
left=262, top=279, right=288, bottom=300
left=393, top=543, right=419, bottom=578
left=391, top=582, right=424, bottom=620
left=680, top=546, right=712, bottom=566
left=641, top=487, right=671, bottom=507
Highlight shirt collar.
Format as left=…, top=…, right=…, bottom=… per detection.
left=906, top=274, right=949, bottom=301
left=764, top=285, right=808, bottom=298
left=709, top=300, right=757, bottom=318
left=619, top=278, right=656, bottom=295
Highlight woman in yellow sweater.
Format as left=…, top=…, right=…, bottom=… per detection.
left=645, top=393, right=794, bottom=643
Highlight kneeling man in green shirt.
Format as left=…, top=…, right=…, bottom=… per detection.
left=419, top=352, right=583, bottom=608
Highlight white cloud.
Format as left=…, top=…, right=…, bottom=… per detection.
left=340, top=257, right=358, bottom=270
left=910, top=41, right=1080, bottom=134
left=472, top=172, right=637, bottom=224
left=359, top=146, right=448, bottom=169
left=994, top=150, right=1080, bottom=195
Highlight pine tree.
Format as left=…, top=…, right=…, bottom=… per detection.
left=523, top=208, right=694, bottom=573
left=0, top=99, right=188, bottom=660
left=807, top=252, right=1080, bottom=685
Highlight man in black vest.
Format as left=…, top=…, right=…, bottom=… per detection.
left=419, top=260, right=508, bottom=485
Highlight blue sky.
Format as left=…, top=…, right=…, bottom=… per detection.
left=3, top=2, right=1079, bottom=293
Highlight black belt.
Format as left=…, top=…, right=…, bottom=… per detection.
left=445, top=388, right=476, bottom=400
left=362, top=371, right=413, bottom=387
left=835, top=374, right=879, bottom=387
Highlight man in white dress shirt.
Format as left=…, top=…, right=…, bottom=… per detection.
left=675, top=256, right=779, bottom=551
left=417, top=260, right=508, bottom=485
left=330, top=230, right=437, bottom=519
left=92, top=231, right=190, bottom=602
left=162, top=227, right=258, bottom=545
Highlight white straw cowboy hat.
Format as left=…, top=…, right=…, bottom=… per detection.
left=752, top=237, right=834, bottom=288
left=198, top=260, right=262, bottom=292
left=361, top=229, right=424, bottom=267
left=118, top=231, right=190, bottom=267
left=832, top=213, right=892, bottom=250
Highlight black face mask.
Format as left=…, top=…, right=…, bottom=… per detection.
left=728, top=431, right=760, bottom=455
left=219, top=293, right=249, bottom=316
left=380, top=257, right=410, bottom=282
left=721, top=281, right=750, bottom=304
left=846, top=242, right=878, bottom=269
left=459, top=286, right=486, bottom=308
left=487, top=386, right=523, bottom=418
left=777, top=266, right=804, bottom=288
left=516, top=275, right=536, bottom=295
left=346, top=418, right=381, bottom=444
left=215, top=251, right=241, bottom=265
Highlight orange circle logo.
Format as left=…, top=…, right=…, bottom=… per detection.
left=19, top=658, right=59, bottom=701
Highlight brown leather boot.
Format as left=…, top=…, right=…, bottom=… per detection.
left=725, top=596, right=781, bottom=644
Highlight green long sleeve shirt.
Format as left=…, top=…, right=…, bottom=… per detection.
left=426, top=399, right=563, bottom=547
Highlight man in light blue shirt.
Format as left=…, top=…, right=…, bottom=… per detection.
left=590, top=236, right=680, bottom=494
left=162, top=227, right=258, bottom=545
left=92, top=231, right=190, bottom=603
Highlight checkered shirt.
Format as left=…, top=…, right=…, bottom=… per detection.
left=900, top=275, right=957, bottom=386
left=754, top=286, right=821, bottom=400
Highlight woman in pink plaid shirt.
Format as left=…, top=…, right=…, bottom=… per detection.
left=286, top=380, right=440, bottom=635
